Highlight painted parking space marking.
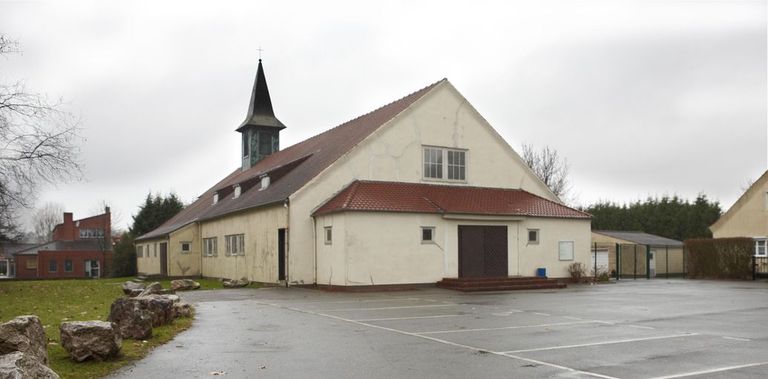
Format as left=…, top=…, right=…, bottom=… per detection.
left=415, top=320, right=611, bottom=335
left=256, top=300, right=618, bottom=379
left=501, top=333, right=699, bottom=354
left=722, top=336, right=751, bottom=342
left=354, top=314, right=464, bottom=322
left=648, top=361, right=768, bottom=379
left=628, top=324, right=655, bottom=330
left=281, top=297, right=421, bottom=306
left=532, top=312, right=551, bottom=316
left=490, top=309, right=524, bottom=316
left=314, top=303, right=458, bottom=312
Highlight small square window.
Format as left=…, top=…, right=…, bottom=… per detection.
left=64, top=259, right=73, bottom=272
left=324, top=227, right=333, bottom=245
left=181, top=242, right=191, bottom=253
left=528, top=229, right=539, bottom=244
left=421, top=227, right=435, bottom=243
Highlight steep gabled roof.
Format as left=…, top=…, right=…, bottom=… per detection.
left=138, top=79, right=444, bottom=240
left=313, top=181, right=591, bottom=219
left=592, top=230, right=683, bottom=247
left=710, top=169, right=768, bottom=233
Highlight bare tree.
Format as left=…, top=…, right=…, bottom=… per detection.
left=521, top=144, right=571, bottom=201
left=31, top=202, right=64, bottom=242
left=0, top=35, right=81, bottom=240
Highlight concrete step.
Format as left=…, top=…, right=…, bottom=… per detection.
left=436, top=276, right=567, bottom=292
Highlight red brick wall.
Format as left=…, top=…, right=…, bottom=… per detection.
left=51, top=209, right=111, bottom=246
left=15, top=251, right=113, bottom=279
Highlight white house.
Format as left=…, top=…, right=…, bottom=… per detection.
left=135, top=61, right=592, bottom=287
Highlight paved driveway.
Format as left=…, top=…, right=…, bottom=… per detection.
left=110, top=280, right=768, bottom=379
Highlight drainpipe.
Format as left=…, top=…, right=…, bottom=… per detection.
left=312, top=214, right=317, bottom=286
left=284, top=198, right=290, bottom=287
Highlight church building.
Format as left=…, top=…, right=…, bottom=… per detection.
left=135, top=61, right=591, bottom=287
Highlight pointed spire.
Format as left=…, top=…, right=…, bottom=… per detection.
left=236, top=59, right=286, bottom=132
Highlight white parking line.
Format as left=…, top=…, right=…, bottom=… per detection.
left=315, top=304, right=458, bottom=312
left=628, top=325, right=655, bottom=330
left=532, top=312, right=551, bottom=316
left=502, top=333, right=698, bottom=354
left=282, top=297, right=421, bottom=305
left=256, top=300, right=618, bottom=379
left=354, top=314, right=464, bottom=322
left=722, top=336, right=751, bottom=342
left=417, top=320, right=611, bottom=335
left=649, top=361, right=768, bottom=379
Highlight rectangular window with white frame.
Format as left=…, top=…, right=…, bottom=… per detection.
left=225, top=234, right=245, bottom=256
left=136, top=245, right=143, bottom=258
left=528, top=229, right=539, bottom=244
left=558, top=241, right=574, bottom=261
left=324, top=227, right=333, bottom=245
left=203, top=237, right=218, bottom=257
left=180, top=242, right=191, bottom=254
left=421, top=227, right=435, bottom=243
left=423, top=146, right=467, bottom=181
left=755, top=238, right=767, bottom=257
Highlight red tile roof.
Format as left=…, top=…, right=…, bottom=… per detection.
left=314, top=181, right=591, bottom=219
left=138, top=79, right=444, bottom=240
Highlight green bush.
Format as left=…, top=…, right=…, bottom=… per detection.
left=685, top=238, right=753, bottom=279
left=567, top=262, right=587, bottom=282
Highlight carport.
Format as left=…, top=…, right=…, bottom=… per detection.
left=591, top=231, right=686, bottom=280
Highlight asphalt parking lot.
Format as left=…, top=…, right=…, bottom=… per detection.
left=112, top=279, right=768, bottom=379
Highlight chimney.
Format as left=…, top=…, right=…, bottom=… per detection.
left=59, top=212, right=75, bottom=241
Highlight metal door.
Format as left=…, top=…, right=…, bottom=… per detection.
left=458, top=226, right=508, bottom=278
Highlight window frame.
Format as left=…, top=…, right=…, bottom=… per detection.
left=203, top=237, right=218, bottom=257
left=48, top=259, right=58, bottom=273
left=421, top=227, right=435, bottom=244
left=324, top=227, right=333, bottom=245
left=136, top=245, right=143, bottom=258
left=558, top=240, right=575, bottom=261
left=26, top=259, right=37, bottom=270
left=225, top=234, right=245, bottom=256
left=64, top=259, right=73, bottom=272
left=422, top=146, right=467, bottom=182
left=755, top=238, right=767, bottom=257
left=180, top=241, right=191, bottom=254
left=528, top=229, right=540, bottom=244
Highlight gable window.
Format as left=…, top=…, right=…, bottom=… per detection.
left=64, top=259, right=73, bottom=272
left=421, top=227, right=435, bottom=243
left=225, top=234, right=245, bottom=256
left=324, top=227, right=333, bottom=245
left=234, top=185, right=242, bottom=199
left=203, top=237, right=218, bottom=257
left=136, top=245, right=143, bottom=258
left=528, top=229, right=539, bottom=244
left=755, top=239, right=767, bottom=257
left=213, top=192, right=219, bottom=205
left=180, top=242, right=191, bottom=254
left=558, top=241, right=574, bottom=261
left=423, top=146, right=467, bottom=181
left=48, top=259, right=58, bottom=273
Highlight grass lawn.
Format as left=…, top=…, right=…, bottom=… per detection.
left=0, top=277, right=237, bottom=379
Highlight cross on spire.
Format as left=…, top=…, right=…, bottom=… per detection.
left=257, top=46, right=264, bottom=60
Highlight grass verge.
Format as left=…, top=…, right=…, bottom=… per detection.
left=0, top=277, right=230, bottom=378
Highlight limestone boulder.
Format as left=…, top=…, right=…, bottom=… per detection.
left=135, top=295, right=175, bottom=326
left=170, top=279, right=200, bottom=291
left=107, top=298, right=153, bottom=340
left=173, top=302, right=194, bottom=319
left=59, top=321, right=121, bottom=362
left=0, top=352, right=59, bottom=379
left=136, top=282, right=163, bottom=297
left=222, top=277, right=250, bottom=288
left=0, top=315, right=49, bottom=364
left=121, top=281, right=146, bottom=297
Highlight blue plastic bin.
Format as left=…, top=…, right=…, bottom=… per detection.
left=536, top=268, right=547, bottom=278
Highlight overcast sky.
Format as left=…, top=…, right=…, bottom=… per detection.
left=1, top=0, right=766, bottom=231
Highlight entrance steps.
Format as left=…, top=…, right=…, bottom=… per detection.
left=436, top=276, right=567, bottom=292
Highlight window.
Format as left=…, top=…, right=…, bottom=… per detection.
left=26, top=259, right=37, bottom=270
left=154, top=243, right=157, bottom=258
left=423, top=146, right=466, bottom=181
left=324, top=227, right=333, bottom=245
left=242, top=133, right=250, bottom=157
left=755, top=239, right=767, bottom=257
left=559, top=241, right=574, bottom=261
left=79, top=228, right=104, bottom=239
left=528, top=229, right=539, bottom=244
left=233, top=185, right=241, bottom=199
left=225, top=234, right=245, bottom=256
left=180, top=242, right=191, bottom=253
left=64, top=259, right=73, bottom=272
left=213, top=192, right=219, bottom=205
left=423, top=147, right=443, bottom=179
left=136, top=245, right=143, bottom=258
left=48, top=259, right=57, bottom=273
left=203, top=237, right=218, bottom=257
left=421, top=227, right=435, bottom=243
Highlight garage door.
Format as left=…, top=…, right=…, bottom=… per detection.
left=591, top=249, right=609, bottom=273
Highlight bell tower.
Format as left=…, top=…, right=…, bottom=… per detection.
left=236, top=59, right=286, bottom=170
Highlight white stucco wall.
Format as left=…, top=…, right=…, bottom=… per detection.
left=290, top=81, right=562, bottom=284
left=136, top=238, right=166, bottom=276
left=315, top=211, right=591, bottom=285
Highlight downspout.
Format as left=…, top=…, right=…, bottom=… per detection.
left=284, top=198, right=290, bottom=287
left=312, top=214, right=317, bottom=286
left=198, top=222, right=203, bottom=279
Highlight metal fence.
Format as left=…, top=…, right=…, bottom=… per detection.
left=754, top=256, right=768, bottom=280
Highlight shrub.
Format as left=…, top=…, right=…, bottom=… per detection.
left=567, top=262, right=587, bottom=282
left=685, top=237, right=753, bottom=279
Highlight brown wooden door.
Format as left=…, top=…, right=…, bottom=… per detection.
left=458, top=226, right=508, bottom=278
left=160, top=242, right=168, bottom=276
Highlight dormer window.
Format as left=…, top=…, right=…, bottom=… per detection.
left=260, top=175, right=270, bottom=191
left=213, top=192, right=219, bottom=204
left=233, top=185, right=242, bottom=199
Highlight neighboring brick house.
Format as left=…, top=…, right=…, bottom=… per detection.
left=1, top=242, right=37, bottom=279
left=13, top=208, right=113, bottom=279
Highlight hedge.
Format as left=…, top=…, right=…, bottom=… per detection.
left=684, top=237, right=753, bottom=279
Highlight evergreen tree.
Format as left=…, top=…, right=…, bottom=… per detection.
left=585, top=194, right=721, bottom=241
